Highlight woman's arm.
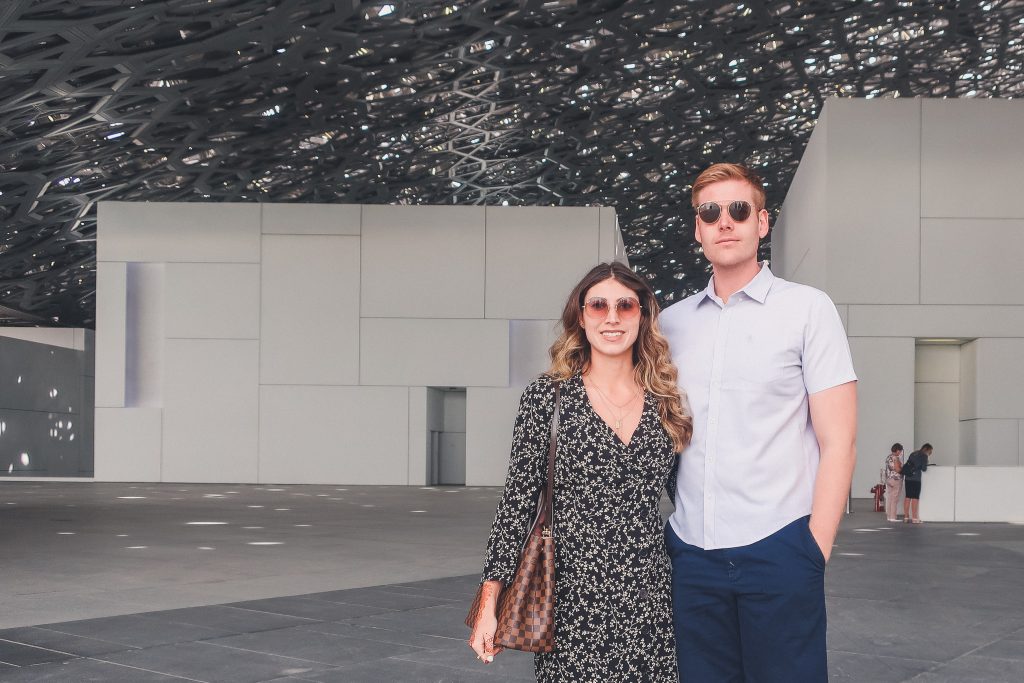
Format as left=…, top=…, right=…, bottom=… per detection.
left=479, top=377, right=556, bottom=583
left=469, top=377, right=556, bottom=661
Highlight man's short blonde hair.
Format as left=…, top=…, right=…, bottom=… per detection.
left=691, top=163, right=766, bottom=210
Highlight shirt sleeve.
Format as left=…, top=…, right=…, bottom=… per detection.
left=802, top=290, right=858, bottom=395
left=480, top=376, right=556, bottom=585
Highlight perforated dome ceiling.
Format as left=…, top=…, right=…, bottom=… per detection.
left=2, top=0, right=1023, bottom=326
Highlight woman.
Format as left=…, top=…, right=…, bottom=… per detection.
left=467, top=262, right=691, bottom=682
left=884, top=442, right=904, bottom=522
left=903, top=443, right=932, bottom=524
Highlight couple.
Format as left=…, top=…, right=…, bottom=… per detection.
left=468, top=163, right=858, bottom=682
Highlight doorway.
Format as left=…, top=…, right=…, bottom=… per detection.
left=427, top=387, right=466, bottom=485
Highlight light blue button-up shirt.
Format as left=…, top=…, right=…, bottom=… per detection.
left=660, top=264, right=857, bottom=550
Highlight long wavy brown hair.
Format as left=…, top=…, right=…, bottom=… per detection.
left=547, top=262, right=692, bottom=452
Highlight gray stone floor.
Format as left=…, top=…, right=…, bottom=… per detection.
left=1, top=482, right=1023, bottom=681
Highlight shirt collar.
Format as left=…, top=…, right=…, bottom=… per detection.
left=698, top=262, right=775, bottom=306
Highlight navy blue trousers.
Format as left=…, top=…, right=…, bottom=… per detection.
left=666, top=516, right=827, bottom=683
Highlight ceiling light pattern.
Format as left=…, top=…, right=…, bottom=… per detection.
left=1, top=0, right=1022, bottom=325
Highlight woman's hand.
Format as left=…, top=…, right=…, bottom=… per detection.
left=468, top=580, right=504, bottom=664
left=469, top=610, right=503, bottom=663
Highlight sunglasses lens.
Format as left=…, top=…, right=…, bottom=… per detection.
left=697, top=202, right=721, bottom=223
left=729, top=201, right=752, bottom=221
left=617, top=298, right=640, bottom=319
left=584, top=298, right=609, bottom=317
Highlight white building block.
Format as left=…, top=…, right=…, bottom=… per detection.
left=260, top=235, right=360, bottom=385
left=962, top=419, right=1019, bottom=466
left=847, top=305, right=1024, bottom=339
left=262, top=203, right=361, bottom=235
left=849, top=337, right=915, bottom=498
left=954, top=467, right=1024, bottom=522
left=95, top=262, right=127, bottom=408
left=165, top=263, right=260, bottom=339
left=921, top=218, right=1024, bottom=305
left=774, top=107, right=829, bottom=290
left=824, top=98, right=920, bottom=305
left=360, top=318, right=509, bottom=387
left=915, top=345, right=959, bottom=383
left=161, top=339, right=259, bottom=483
left=466, top=386, right=526, bottom=486
left=913, top=382, right=959, bottom=464
left=93, top=407, right=162, bottom=481
left=98, top=202, right=260, bottom=263
left=361, top=205, right=485, bottom=318
left=922, top=98, right=1024, bottom=219
left=485, top=206, right=601, bottom=320
left=259, top=385, right=408, bottom=484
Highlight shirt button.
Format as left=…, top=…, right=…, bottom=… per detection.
left=638, top=588, right=649, bottom=600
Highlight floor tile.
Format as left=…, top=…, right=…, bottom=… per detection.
left=394, top=643, right=536, bottom=679
left=298, top=657, right=533, bottom=682
left=96, top=641, right=331, bottom=682
left=0, top=640, right=71, bottom=667
left=226, top=597, right=393, bottom=622
left=0, top=658, right=190, bottom=682
left=827, top=650, right=938, bottom=681
left=911, top=654, right=1024, bottom=682
left=204, top=626, right=425, bottom=667
left=144, top=605, right=313, bottom=634
left=350, top=604, right=471, bottom=639
left=37, top=613, right=234, bottom=648
left=969, top=639, right=1024, bottom=661
left=0, top=626, right=135, bottom=657
left=296, top=621, right=464, bottom=650
left=306, top=586, right=459, bottom=611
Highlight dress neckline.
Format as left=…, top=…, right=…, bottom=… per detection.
left=573, top=373, right=650, bottom=449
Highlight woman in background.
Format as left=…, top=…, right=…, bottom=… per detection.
left=884, top=442, right=904, bottom=522
left=467, top=261, right=691, bottom=682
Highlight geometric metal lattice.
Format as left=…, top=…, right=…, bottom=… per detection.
left=2, top=0, right=1023, bottom=326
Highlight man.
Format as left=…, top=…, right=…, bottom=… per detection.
left=659, top=163, right=858, bottom=682
left=902, top=443, right=932, bottom=524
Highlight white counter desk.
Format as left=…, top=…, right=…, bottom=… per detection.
left=916, top=465, right=1024, bottom=523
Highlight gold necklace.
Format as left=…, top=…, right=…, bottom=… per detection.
left=587, top=377, right=641, bottom=431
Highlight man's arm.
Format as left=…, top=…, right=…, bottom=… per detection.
left=807, top=380, right=858, bottom=562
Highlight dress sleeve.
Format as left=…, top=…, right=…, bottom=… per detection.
left=480, top=376, right=556, bottom=585
left=665, top=453, right=679, bottom=504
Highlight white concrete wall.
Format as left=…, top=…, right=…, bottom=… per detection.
left=959, top=338, right=1024, bottom=466
left=776, top=98, right=1024, bottom=514
left=849, top=337, right=915, bottom=498
left=914, top=345, right=961, bottom=465
left=96, top=203, right=620, bottom=485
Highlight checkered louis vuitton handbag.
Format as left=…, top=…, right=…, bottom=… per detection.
left=466, top=382, right=561, bottom=653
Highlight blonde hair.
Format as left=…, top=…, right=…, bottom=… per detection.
left=547, top=262, right=692, bottom=452
left=692, top=162, right=767, bottom=211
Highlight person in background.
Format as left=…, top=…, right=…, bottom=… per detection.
left=884, top=443, right=904, bottom=522
left=902, top=443, right=932, bottom=524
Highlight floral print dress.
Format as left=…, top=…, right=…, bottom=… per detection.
left=481, top=373, right=679, bottom=682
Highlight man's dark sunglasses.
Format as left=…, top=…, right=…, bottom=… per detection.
left=695, top=200, right=754, bottom=224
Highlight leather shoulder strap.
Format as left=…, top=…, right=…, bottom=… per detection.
left=542, top=381, right=561, bottom=535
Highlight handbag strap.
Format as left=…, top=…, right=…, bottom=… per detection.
left=541, top=381, right=562, bottom=537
